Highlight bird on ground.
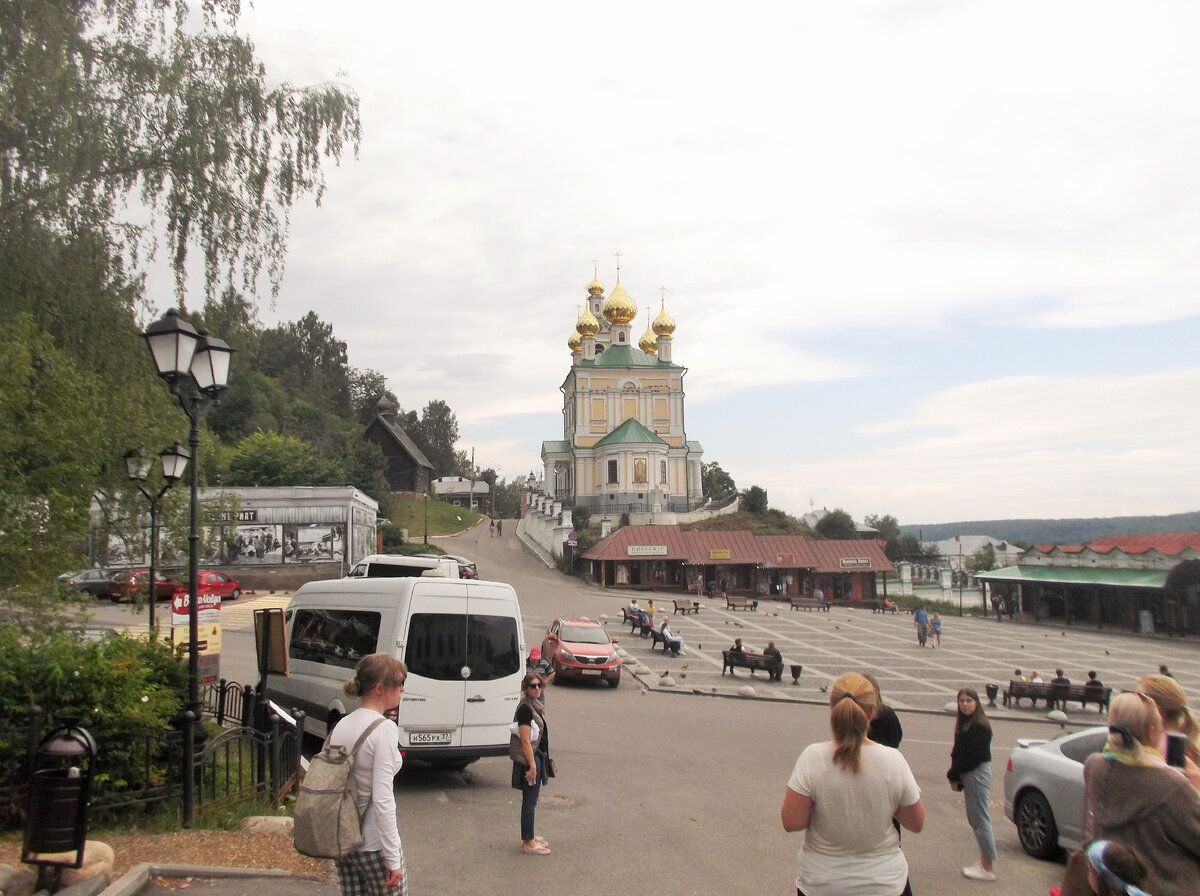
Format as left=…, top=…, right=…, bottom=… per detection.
left=698, top=643, right=702, bottom=649
left=818, top=685, right=828, bottom=693
left=660, top=670, right=669, bottom=678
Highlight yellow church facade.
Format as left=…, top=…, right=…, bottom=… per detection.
left=540, top=267, right=705, bottom=514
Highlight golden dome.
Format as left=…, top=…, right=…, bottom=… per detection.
left=577, top=306, right=600, bottom=337
left=602, top=278, right=637, bottom=325
left=587, top=274, right=605, bottom=296
left=652, top=301, right=676, bottom=336
left=638, top=323, right=657, bottom=354
left=568, top=330, right=582, bottom=353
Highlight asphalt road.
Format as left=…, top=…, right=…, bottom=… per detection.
left=83, top=524, right=1200, bottom=895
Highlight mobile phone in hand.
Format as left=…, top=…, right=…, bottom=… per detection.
left=1167, top=732, right=1188, bottom=767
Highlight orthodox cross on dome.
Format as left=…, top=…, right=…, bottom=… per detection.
left=592, top=258, right=599, bottom=277
left=660, top=286, right=666, bottom=303
left=614, top=251, right=622, bottom=277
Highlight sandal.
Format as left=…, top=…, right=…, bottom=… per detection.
left=522, top=842, right=551, bottom=855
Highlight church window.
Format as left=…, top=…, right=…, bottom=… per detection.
left=607, top=459, right=618, bottom=484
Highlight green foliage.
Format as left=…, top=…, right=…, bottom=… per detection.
left=571, top=505, right=591, bottom=532
left=682, top=510, right=812, bottom=536
left=741, top=485, right=768, bottom=513
left=814, top=508, right=859, bottom=540
left=409, top=400, right=461, bottom=477
left=864, top=513, right=925, bottom=561
left=1, top=0, right=362, bottom=306
left=701, top=461, right=737, bottom=499
left=379, top=495, right=484, bottom=542
left=225, top=430, right=341, bottom=487
left=0, top=625, right=186, bottom=794
left=965, top=543, right=997, bottom=573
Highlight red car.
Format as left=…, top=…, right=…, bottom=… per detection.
left=540, top=617, right=621, bottom=688
left=107, top=569, right=180, bottom=602
left=194, top=570, right=242, bottom=600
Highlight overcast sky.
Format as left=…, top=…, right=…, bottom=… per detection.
left=191, top=1, right=1200, bottom=526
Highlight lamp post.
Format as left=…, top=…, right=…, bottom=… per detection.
left=141, top=309, right=233, bottom=825
left=124, top=443, right=189, bottom=631
left=423, top=487, right=429, bottom=545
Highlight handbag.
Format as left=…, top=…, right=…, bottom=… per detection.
left=508, top=732, right=527, bottom=766
left=545, top=755, right=557, bottom=778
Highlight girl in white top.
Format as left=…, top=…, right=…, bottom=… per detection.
left=781, top=672, right=925, bottom=896
left=328, top=653, right=408, bottom=896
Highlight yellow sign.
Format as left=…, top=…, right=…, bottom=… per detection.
left=709, top=549, right=731, bottom=560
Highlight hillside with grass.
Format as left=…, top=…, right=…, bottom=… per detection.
left=382, top=495, right=485, bottom=545
left=904, top=510, right=1200, bottom=546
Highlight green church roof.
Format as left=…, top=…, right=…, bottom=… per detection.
left=594, top=418, right=668, bottom=448
left=581, top=344, right=677, bottom=369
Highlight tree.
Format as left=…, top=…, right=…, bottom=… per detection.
left=225, top=431, right=341, bottom=487
left=864, top=513, right=925, bottom=562
left=1, top=0, right=362, bottom=307
left=350, top=369, right=398, bottom=426
left=965, top=543, right=997, bottom=574
left=741, top=486, right=769, bottom=513
left=411, top=400, right=461, bottom=477
left=701, top=462, right=737, bottom=500
left=815, top=508, right=859, bottom=540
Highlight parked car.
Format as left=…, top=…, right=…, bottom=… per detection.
left=195, top=570, right=242, bottom=600
left=540, top=617, right=621, bottom=688
left=1003, top=725, right=1107, bottom=859
left=59, top=567, right=114, bottom=597
left=107, top=569, right=181, bottom=602
left=415, top=552, right=477, bottom=579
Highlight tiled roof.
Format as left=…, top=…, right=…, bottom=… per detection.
left=1085, top=533, right=1200, bottom=556
left=581, top=526, right=893, bottom=572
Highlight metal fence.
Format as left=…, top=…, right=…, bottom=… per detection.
left=0, top=682, right=302, bottom=831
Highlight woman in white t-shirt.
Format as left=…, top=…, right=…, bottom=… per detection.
left=781, top=672, right=925, bottom=896
left=328, top=653, right=408, bottom=896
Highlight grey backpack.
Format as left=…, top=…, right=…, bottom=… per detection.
left=293, top=717, right=386, bottom=859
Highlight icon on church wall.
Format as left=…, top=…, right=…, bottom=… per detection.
left=634, top=458, right=647, bottom=483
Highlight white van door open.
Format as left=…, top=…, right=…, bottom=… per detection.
left=399, top=581, right=522, bottom=753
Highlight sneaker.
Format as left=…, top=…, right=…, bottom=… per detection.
left=963, top=863, right=996, bottom=881
left=523, top=843, right=551, bottom=855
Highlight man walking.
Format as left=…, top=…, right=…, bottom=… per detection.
left=914, top=605, right=929, bottom=647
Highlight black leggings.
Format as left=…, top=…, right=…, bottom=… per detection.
left=799, top=883, right=911, bottom=896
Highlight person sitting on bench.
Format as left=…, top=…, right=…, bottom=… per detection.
left=763, top=641, right=785, bottom=681
left=660, top=620, right=684, bottom=656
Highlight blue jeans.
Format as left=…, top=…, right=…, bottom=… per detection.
left=520, top=752, right=544, bottom=842
left=962, top=762, right=996, bottom=863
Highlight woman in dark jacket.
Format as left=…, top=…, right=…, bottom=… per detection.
left=948, top=687, right=996, bottom=882
left=514, top=672, right=551, bottom=855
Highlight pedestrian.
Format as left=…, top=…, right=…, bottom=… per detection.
left=489, top=518, right=495, bottom=537
left=992, top=596, right=1001, bottom=622
left=948, top=687, right=997, bottom=882
left=913, top=605, right=929, bottom=647
left=514, top=672, right=552, bottom=855
left=1083, top=692, right=1200, bottom=896
left=781, top=672, right=924, bottom=896
left=328, top=653, right=408, bottom=896
left=527, top=647, right=555, bottom=699
left=930, top=613, right=942, bottom=648
left=496, top=519, right=502, bottom=536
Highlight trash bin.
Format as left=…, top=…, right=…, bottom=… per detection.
left=1138, top=610, right=1155, bottom=634
left=22, top=724, right=97, bottom=891
left=985, top=683, right=1000, bottom=707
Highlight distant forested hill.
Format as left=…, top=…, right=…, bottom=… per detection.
left=902, top=511, right=1200, bottom=547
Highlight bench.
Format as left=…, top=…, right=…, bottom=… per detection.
left=1002, top=680, right=1112, bottom=712
left=673, top=598, right=700, bottom=615
left=789, top=596, right=828, bottom=612
left=873, top=601, right=899, bottom=614
left=620, top=606, right=651, bottom=637
left=721, top=649, right=775, bottom=676
left=726, top=595, right=759, bottom=611
left=650, top=627, right=683, bottom=655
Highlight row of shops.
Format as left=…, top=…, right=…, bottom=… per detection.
left=580, top=525, right=893, bottom=604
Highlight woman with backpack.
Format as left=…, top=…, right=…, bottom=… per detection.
left=328, top=653, right=409, bottom=895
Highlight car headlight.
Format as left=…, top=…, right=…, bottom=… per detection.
left=559, top=649, right=577, bottom=663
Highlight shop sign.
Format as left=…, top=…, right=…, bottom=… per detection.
left=709, top=549, right=731, bottom=560
left=775, top=553, right=795, bottom=565
left=840, top=557, right=870, bottom=568
left=628, top=545, right=667, bottom=556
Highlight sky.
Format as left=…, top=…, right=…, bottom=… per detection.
left=171, top=0, right=1200, bottom=526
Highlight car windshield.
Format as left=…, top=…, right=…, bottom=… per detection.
left=561, top=624, right=610, bottom=645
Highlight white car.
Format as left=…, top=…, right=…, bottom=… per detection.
left=1003, top=726, right=1107, bottom=859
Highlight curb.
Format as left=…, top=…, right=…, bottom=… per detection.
left=101, top=864, right=322, bottom=896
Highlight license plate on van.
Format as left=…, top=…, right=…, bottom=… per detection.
left=409, top=731, right=451, bottom=745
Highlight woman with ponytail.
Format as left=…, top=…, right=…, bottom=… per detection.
left=1136, top=673, right=1200, bottom=789
left=781, top=672, right=924, bottom=896
left=1083, top=691, right=1200, bottom=896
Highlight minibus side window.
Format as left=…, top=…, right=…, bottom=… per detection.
left=289, top=608, right=381, bottom=668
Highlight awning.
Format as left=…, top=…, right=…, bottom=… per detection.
left=974, top=565, right=1167, bottom=590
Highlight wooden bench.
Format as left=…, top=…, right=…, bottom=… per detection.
left=789, top=596, right=828, bottom=612
left=721, top=649, right=775, bottom=676
left=1003, top=680, right=1112, bottom=712
left=650, top=627, right=683, bottom=655
left=620, top=606, right=651, bottom=636
left=726, top=595, right=759, bottom=611
left=673, top=598, right=700, bottom=615
left=873, top=601, right=899, bottom=614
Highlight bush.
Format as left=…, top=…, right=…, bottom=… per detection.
left=571, top=505, right=591, bottom=532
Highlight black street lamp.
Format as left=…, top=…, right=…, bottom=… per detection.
left=124, top=442, right=189, bottom=632
left=141, top=308, right=233, bottom=825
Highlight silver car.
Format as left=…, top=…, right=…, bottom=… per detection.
left=1003, top=725, right=1107, bottom=859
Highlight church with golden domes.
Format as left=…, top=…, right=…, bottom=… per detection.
left=540, top=264, right=705, bottom=514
